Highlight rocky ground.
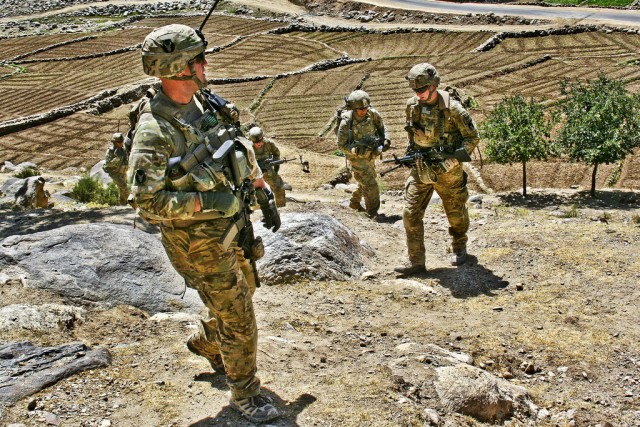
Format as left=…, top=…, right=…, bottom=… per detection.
left=1, top=1, right=639, bottom=426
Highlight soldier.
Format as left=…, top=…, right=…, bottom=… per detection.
left=337, top=90, right=390, bottom=218
left=103, top=131, right=129, bottom=205
left=127, top=24, right=280, bottom=423
left=249, top=126, right=287, bottom=207
left=394, top=63, right=479, bottom=274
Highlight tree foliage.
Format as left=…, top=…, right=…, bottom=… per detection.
left=556, top=74, right=640, bottom=197
left=482, top=94, right=556, bottom=196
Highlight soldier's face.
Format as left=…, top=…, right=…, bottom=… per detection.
left=253, top=139, right=263, bottom=147
left=414, top=85, right=437, bottom=103
left=355, top=107, right=368, bottom=118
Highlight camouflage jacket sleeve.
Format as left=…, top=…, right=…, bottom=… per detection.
left=103, top=146, right=119, bottom=171
left=127, top=115, right=197, bottom=220
left=371, top=108, right=388, bottom=141
left=450, top=100, right=480, bottom=154
left=265, top=138, right=280, bottom=160
left=337, top=112, right=352, bottom=152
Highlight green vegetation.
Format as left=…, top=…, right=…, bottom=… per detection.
left=482, top=94, right=557, bottom=197
left=14, top=166, right=41, bottom=179
left=73, top=175, right=120, bottom=206
left=544, top=0, right=633, bottom=7
left=333, top=149, right=345, bottom=157
left=632, top=212, right=640, bottom=225
left=561, top=204, right=579, bottom=218
left=556, top=75, right=640, bottom=197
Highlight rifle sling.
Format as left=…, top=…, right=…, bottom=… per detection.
left=219, top=212, right=248, bottom=251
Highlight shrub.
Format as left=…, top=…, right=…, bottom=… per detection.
left=73, top=175, right=120, bottom=206
left=14, top=166, right=41, bottom=179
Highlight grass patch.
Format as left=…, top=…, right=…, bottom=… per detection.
left=72, top=175, right=120, bottom=206
left=544, top=0, right=632, bottom=5
left=13, top=166, right=41, bottom=179
left=544, top=0, right=633, bottom=5
left=632, top=212, right=640, bottom=224
left=561, top=204, right=579, bottom=218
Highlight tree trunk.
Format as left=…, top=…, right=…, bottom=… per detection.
left=522, top=161, right=527, bottom=197
left=591, top=163, right=598, bottom=197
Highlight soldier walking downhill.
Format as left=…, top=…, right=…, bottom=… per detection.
left=103, top=131, right=130, bottom=205
left=248, top=126, right=287, bottom=207
left=337, top=90, right=390, bottom=218
left=127, top=24, right=280, bottom=423
left=394, top=63, right=479, bottom=275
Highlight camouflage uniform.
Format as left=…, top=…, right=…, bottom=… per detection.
left=402, top=89, right=479, bottom=266
left=103, top=141, right=129, bottom=205
left=128, top=83, right=264, bottom=400
left=254, top=138, right=286, bottom=207
left=337, top=108, right=388, bottom=217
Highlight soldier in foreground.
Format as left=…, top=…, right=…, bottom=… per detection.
left=103, top=131, right=129, bottom=205
left=249, top=126, right=287, bottom=207
left=127, top=24, right=280, bottom=423
left=337, top=90, right=390, bottom=218
left=394, top=63, right=479, bottom=274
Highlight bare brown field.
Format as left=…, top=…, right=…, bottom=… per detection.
left=0, top=33, right=84, bottom=61
left=19, top=28, right=150, bottom=60
left=135, top=14, right=288, bottom=37
left=205, top=34, right=342, bottom=78
left=0, top=112, right=117, bottom=169
left=0, top=14, right=638, bottom=193
left=328, top=31, right=493, bottom=58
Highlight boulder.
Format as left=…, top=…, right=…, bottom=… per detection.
left=435, top=364, right=537, bottom=423
left=0, top=176, right=50, bottom=209
left=90, top=160, right=112, bottom=185
left=0, top=223, right=203, bottom=314
left=255, top=213, right=372, bottom=285
left=0, top=304, right=85, bottom=332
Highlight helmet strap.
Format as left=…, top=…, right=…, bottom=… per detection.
left=166, top=62, right=207, bottom=89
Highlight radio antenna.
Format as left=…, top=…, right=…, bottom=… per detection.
left=199, top=0, right=221, bottom=32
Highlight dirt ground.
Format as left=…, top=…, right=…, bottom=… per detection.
left=1, top=1, right=639, bottom=426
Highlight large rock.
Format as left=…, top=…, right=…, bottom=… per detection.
left=0, top=176, right=49, bottom=209
left=0, top=304, right=85, bottom=332
left=435, top=364, right=537, bottom=423
left=255, top=213, right=372, bottom=285
left=0, top=341, right=111, bottom=405
left=0, top=223, right=202, bottom=314
left=90, top=159, right=112, bottom=185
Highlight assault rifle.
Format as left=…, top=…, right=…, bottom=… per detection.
left=379, top=147, right=471, bottom=177
left=214, top=140, right=263, bottom=287
left=259, top=157, right=296, bottom=168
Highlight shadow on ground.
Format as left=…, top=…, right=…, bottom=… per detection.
left=496, top=189, right=639, bottom=211
left=190, top=389, right=317, bottom=427
left=0, top=207, right=158, bottom=240
left=400, top=255, right=508, bottom=299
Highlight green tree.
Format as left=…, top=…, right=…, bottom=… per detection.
left=556, top=74, right=640, bottom=197
left=482, top=94, right=556, bottom=197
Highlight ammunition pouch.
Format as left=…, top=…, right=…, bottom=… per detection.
left=250, top=236, right=265, bottom=260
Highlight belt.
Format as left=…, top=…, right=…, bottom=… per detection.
left=161, top=218, right=209, bottom=229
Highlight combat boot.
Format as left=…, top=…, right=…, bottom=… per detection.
left=349, top=201, right=366, bottom=212
left=230, top=394, right=280, bottom=423
left=393, top=263, right=427, bottom=276
left=450, top=248, right=467, bottom=266
left=186, top=333, right=226, bottom=374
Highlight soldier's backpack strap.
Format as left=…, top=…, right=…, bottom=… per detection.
left=436, top=89, right=452, bottom=145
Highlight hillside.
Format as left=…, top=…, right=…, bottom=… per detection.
left=0, top=1, right=639, bottom=426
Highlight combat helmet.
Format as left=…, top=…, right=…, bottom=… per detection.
left=112, top=132, right=124, bottom=144
left=406, top=63, right=440, bottom=91
left=345, top=90, right=371, bottom=110
left=141, top=24, right=207, bottom=87
left=248, top=126, right=264, bottom=143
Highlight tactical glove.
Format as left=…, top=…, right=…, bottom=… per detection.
left=255, top=187, right=281, bottom=232
left=382, top=139, right=391, bottom=152
left=199, top=190, right=239, bottom=218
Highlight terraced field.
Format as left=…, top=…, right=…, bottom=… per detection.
left=0, top=12, right=639, bottom=191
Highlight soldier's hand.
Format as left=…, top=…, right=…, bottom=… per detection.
left=382, top=139, right=391, bottom=152
left=256, top=187, right=280, bottom=232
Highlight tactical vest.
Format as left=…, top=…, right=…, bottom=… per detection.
left=408, top=90, right=454, bottom=150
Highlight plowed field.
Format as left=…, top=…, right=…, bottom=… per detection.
left=0, top=12, right=638, bottom=192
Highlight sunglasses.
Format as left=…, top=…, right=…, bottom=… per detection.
left=413, top=86, right=431, bottom=94
left=190, top=52, right=206, bottom=64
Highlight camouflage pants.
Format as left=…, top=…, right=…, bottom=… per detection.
left=403, top=166, right=469, bottom=265
left=161, top=220, right=260, bottom=400
left=348, top=155, right=379, bottom=216
left=108, top=170, right=130, bottom=205
left=264, top=171, right=286, bottom=207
